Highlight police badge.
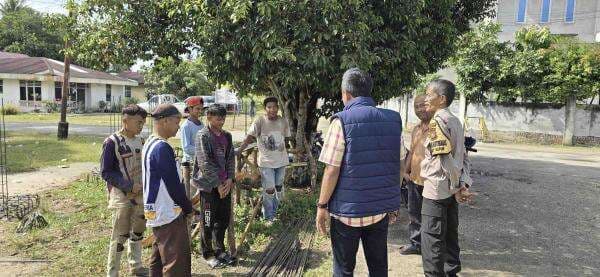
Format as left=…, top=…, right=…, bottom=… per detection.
left=428, top=118, right=452, bottom=155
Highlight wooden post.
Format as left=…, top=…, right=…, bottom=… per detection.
left=57, top=8, right=72, bottom=139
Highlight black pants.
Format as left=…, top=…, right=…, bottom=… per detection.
left=330, top=215, right=389, bottom=277
left=199, top=188, right=231, bottom=259
left=407, top=181, right=424, bottom=249
left=421, top=197, right=461, bottom=277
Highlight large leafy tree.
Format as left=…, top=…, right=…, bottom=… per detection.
left=143, top=57, right=216, bottom=99
left=196, top=0, right=496, bottom=153
left=0, top=7, right=64, bottom=60
left=73, top=0, right=495, bottom=151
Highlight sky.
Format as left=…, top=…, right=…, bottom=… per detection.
left=27, top=0, right=67, bottom=15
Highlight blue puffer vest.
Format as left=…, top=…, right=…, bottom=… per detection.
left=329, top=97, right=402, bottom=218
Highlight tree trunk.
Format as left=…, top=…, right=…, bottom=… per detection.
left=266, top=79, right=320, bottom=187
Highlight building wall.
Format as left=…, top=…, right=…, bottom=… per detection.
left=496, top=0, right=600, bottom=42
left=0, top=79, right=20, bottom=106
left=131, top=86, right=146, bottom=101
left=90, top=83, right=106, bottom=110
left=41, top=80, right=53, bottom=102
left=381, top=96, right=600, bottom=144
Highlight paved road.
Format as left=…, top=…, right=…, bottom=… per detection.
left=372, top=143, right=600, bottom=276
left=4, top=122, right=250, bottom=141
left=4, top=122, right=111, bottom=137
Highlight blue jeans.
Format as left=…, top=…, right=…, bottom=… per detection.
left=330, top=216, right=389, bottom=277
left=259, top=166, right=286, bottom=221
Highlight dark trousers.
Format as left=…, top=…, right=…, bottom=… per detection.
left=407, top=181, right=424, bottom=249
left=199, top=188, right=231, bottom=259
left=330, top=216, right=389, bottom=277
left=150, top=214, right=191, bottom=277
left=421, top=197, right=461, bottom=277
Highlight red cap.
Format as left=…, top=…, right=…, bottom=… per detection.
left=184, top=96, right=203, bottom=108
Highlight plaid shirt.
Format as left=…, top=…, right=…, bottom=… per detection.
left=318, top=119, right=387, bottom=227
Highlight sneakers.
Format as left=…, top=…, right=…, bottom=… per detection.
left=217, top=252, right=238, bottom=266
left=399, top=244, right=421, bottom=255
left=205, top=257, right=226, bottom=269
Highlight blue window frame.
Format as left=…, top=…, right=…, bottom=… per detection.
left=541, top=0, right=551, bottom=23
left=516, top=0, right=527, bottom=23
left=565, top=0, right=575, bottom=23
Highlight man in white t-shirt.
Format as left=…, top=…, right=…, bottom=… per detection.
left=238, top=96, right=291, bottom=223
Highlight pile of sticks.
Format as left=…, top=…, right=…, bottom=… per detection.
left=248, top=219, right=315, bottom=277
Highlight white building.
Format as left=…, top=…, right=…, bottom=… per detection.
left=0, top=51, right=139, bottom=112
left=495, top=0, right=600, bottom=42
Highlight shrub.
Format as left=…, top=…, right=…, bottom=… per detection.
left=0, top=104, right=19, bottom=115
left=98, top=101, right=107, bottom=111
left=43, top=100, right=59, bottom=113
left=124, top=97, right=139, bottom=106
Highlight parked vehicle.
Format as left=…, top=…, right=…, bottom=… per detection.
left=137, top=94, right=186, bottom=114
left=199, top=95, right=215, bottom=108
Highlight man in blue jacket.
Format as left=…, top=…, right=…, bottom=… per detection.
left=315, top=68, right=402, bottom=277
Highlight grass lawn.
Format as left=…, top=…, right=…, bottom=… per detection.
left=5, top=132, right=103, bottom=173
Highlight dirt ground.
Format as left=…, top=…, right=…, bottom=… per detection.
left=5, top=162, right=97, bottom=196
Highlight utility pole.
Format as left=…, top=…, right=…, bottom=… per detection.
left=58, top=4, right=73, bottom=139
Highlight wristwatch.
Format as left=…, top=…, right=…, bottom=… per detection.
left=316, top=202, right=328, bottom=209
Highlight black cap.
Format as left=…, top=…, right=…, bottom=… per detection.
left=151, top=104, right=181, bottom=119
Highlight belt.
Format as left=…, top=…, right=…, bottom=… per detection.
left=181, top=162, right=191, bottom=166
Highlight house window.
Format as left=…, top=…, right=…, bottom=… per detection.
left=55, top=82, right=63, bottom=100
left=565, top=0, right=575, bottom=23
left=124, top=86, right=131, bottom=98
left=20, top=81, right=42, bottom=102
left=106, top=84, right=112, bottom=102
left=541, top=0, right=551, bottom=23
left=516, top=0, right=527, bottom=23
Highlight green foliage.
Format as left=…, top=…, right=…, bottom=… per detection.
left=42, top=100, right=59, bottom=113
left=143, top=57, right=216, bottom=99
left=449, top=22, right=511, bottom=102
left=0, top=103, right=19, bottom=115
left=73, top=0, right=495, bottom=143
left=124, top=97, right=139, bottom=106
left=451, top=24, right=600, bottom=104
left=0, top=7, right=64, bottom=61
left=0, top=0, right=27, bottom=15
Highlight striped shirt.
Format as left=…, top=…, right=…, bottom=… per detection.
left=318, top=119, right=386, bottom=227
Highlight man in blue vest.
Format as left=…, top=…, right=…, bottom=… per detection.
left=315, top=68, right=402, bottom=277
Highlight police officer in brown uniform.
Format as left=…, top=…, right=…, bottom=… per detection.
left=420, top=79, right=474, bottom=277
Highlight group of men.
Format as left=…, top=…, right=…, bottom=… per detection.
left=100, top=95, right=291, bottom=276
left=99, top=66, right=474, bottom=277
left=315, top=68, right=475, bottom=277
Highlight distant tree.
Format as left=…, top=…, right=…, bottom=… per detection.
left=0, top=7, right=64, bottom=61
left=0, top=0, right=27, bottom=16
left=143, top=57, right=216, bottom=100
